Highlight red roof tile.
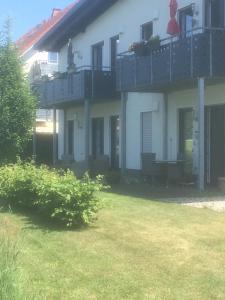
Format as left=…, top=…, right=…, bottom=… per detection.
left=16, top=2, right=76, bottom=55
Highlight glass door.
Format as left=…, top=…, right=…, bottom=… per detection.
left=179, top=6, right=193, bottom=37
left=206, top=106, right=225, bottom=184
left=179, top=108, right=194, bottom=179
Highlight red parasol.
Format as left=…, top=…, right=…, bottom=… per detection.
left=167, top=0, right=180, bottom=35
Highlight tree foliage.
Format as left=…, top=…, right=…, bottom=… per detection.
left=0, top=23, right=36, bottom=162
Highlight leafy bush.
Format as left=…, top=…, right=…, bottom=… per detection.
left=0, top=162, right=108, bottom=227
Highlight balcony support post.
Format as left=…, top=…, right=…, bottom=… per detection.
left=121, top=92, right=127, bottom=176
left=53, top=106, right=57, bottom=166
left=84, top=99, right=91, bottom=170
left=197, top=77, right=205, bottom=191
left=63, top=109, right=67, bottom=155
left=162, top=93, right=168, bottom=160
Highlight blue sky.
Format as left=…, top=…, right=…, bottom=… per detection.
left=0, top=0, right=73, bottom=41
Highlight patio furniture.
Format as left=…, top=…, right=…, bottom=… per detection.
left=141, top=153, right=163, bottom=183
left=154, top=159, right=184, bottom=186
left=167, top=161, right=184, bottom=184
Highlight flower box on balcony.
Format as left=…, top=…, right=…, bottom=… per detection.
left=128, top=36, right=160, bottom=56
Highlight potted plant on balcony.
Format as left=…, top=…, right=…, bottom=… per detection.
left=128, top=35, right=160, bottom=56
left=147, top=35, right=160, bottom=51
left=53, top=71, right=68, bottom=79
left=128, top=41, right=148, bottom=56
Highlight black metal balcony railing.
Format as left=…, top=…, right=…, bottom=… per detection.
left=38, top=67, right=116, bottom=108
left=116, top=28, right=225, bottom=92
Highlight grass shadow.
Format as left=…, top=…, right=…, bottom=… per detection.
left=108, top=183, right=224, bottom=203
left=0, top=205, right=89, bottom=233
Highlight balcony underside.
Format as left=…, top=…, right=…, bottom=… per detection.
left=38, top=69, right=116, bottom=109
left=116, top=29, right=225, bottom=93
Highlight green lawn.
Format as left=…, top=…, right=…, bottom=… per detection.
left=1, top=191, right=225, bottom=299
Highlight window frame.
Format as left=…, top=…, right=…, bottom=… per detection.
left=91, top=41, right=104, bottom=71
left=110, top=35, right=120, bottom=70
left=48, top=52, right=58, bottom=64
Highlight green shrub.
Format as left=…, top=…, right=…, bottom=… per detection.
left=0, top=162, right=108, bottom=228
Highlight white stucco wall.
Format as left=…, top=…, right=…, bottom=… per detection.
left=22, top=49, right=49, bottom=75
left=59, top=0, right=204, bottom=72
left=56, top=0, right=206, bottom=170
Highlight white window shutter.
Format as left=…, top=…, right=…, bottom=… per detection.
left=142, top=112, right=152, bottom=153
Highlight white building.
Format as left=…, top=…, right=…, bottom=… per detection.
left=36, top=0, right=225, bottom=189
left=16, top=6, right=73, bottom=134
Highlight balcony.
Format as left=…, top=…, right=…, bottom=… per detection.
left=116, top=28, right=225, bottom=92
left=37, top=67, right=116, bottom=108
left=30, top=60, right=58, bottom=83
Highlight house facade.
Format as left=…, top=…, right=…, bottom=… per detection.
left=36, top=0, right=225, bottom=189
left=16, top=6, right=74, bottom=134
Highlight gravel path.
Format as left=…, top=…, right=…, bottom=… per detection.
left=167, top=196, right=225, bottom=212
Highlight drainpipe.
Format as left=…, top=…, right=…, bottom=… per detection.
left=63, top=109, right=67, bottom=156
left=197, top=78, right=205, bottom=191
left=121, top=92, right=127, bottom=176
left=162, top=93, right=168, bottom=160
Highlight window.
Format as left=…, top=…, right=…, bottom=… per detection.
left=92, top=118, right=104, bottom=159
left=110, top=35, right=119, bottom=69
left=141, top=112, right=152, bottom=153
left=67, top=120, right=74, bottom=156
left=141, top=22, right=153, bottom=41
left=48, top=52, right=58, bottom=64
left=179, top=6, right=193, bottom=37
left=205, top=0, right=225, bottom=28
left=92, top=42, right=104, bottom=70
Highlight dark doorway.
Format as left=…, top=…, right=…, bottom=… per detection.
left=205, top=105, right=225, bottom=185
left=205, top=0, right=225, bottom=27
left=110, top=116, right=120, bottom=169
left=92, top=118, right=104, bottom=159
left=68, top=120, right=74, bottom=156
left=92, top=42, right=103, bottom=70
